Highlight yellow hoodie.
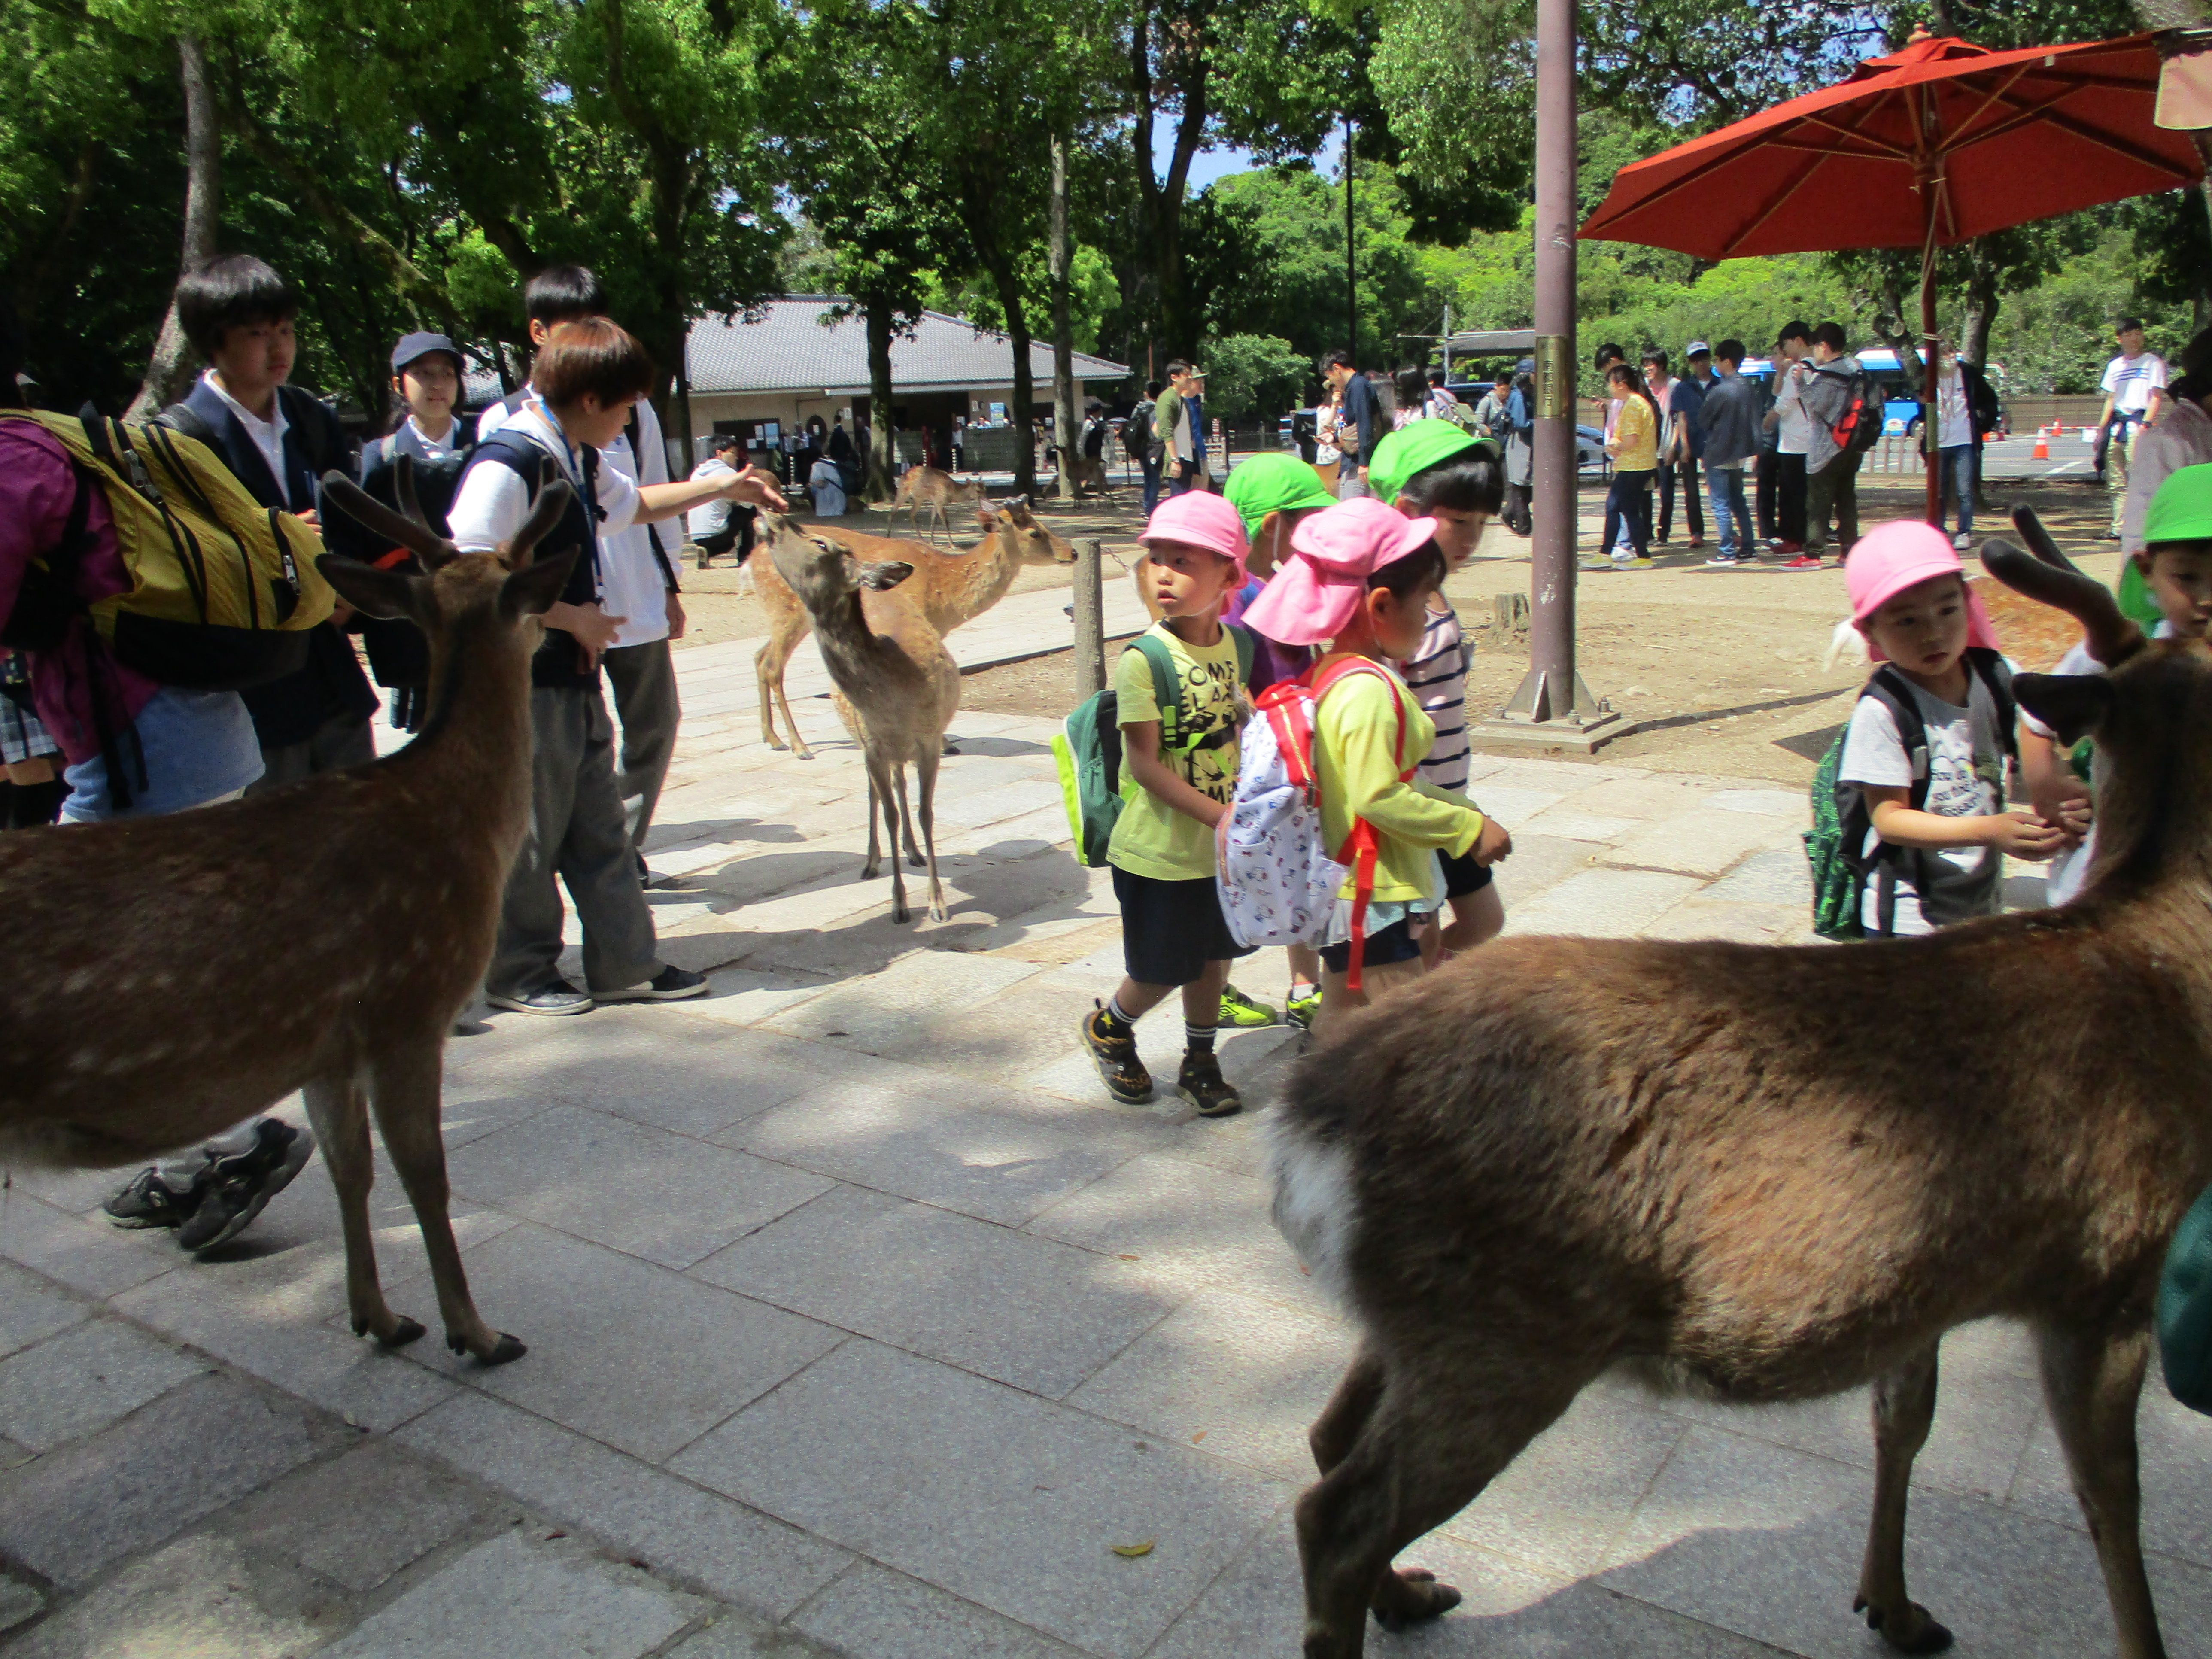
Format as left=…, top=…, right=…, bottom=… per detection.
left=1311, top=655, right=1486, bottom=903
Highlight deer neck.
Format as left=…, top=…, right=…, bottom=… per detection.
left=930, top=531, right=1022, bottom=631
left=392, top=608, right=538, bottom=839
left=811, top=591, right=886, bottom=684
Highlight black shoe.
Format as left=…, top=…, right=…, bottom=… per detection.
left=176, top=1120, right=315, bottom=1252
left=1176, top=1049, right=1243, bottom=1117
left=104, top=1166, right=204, bottom=1230
left=1080, top=1003, right=1153, bottom=1103
left=486, top=980, right=595, bottom=1016
left=596, top=965, right=709, bottom=1003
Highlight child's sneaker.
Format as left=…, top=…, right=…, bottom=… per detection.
left=1080, top=1003, right=1153, bottom=1103
left=1176, top=1050, right=1243, bottom=1117
left=1218, top=985, right=1278, bottom=1028
left=1283, top=984, right=1323, bottom=1029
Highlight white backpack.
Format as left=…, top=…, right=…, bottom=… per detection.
left=1214, top=656, right=1410, bottom=991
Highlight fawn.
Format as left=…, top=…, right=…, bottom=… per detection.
left=887, top=465, right=988, bottom=544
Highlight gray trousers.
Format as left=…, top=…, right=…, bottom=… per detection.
left=249, top=711, right=377, bottom=793
left=602, top=638, right=680, bottom=856
left=488, top=684, right=659, bottom=998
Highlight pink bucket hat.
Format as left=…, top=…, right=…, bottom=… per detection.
left=1242, top=497, right=1439, bottom=647
left=1844, top=520, right=1999, bottom=661
left=1139, top=490, right=1249, bottom=586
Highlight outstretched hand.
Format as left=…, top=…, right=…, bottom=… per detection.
left=724, top=465, right=789, bottom=512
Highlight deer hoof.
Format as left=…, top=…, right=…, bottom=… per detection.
left=371, top=1315, right=426, bottom=1348
left=862, top=860, right=881, bottom=880
left=906, top=849, right=925, bottom=869
left=1372, top=1567, right=1461, bottom=1631
left=1864, top=1599, right=1954, bottom=1654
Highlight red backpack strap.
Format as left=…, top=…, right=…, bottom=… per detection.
left=1308, top=656, right=1413, bottom=992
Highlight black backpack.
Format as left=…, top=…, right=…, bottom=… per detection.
left=1124, top=402, right=1154, bottom=461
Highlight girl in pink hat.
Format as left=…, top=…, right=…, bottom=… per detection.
left=1835, top=520, right=2064, bottom=935
left=1245, top=499, right=1511, bottom=1029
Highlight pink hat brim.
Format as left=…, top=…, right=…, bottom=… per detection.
left=1242, top=553, right=1367, bottom=645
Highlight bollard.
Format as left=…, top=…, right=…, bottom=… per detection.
left=1073, top=537, right=1107, bottom=697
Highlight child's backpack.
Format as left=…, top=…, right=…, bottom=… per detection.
left=1053, top=624, right=1255, bottom=867
left=1803, top=647, right=2017, bottom=940
left=0, top=408, right=334, bottom=689
left=1215, top=656, right=1411, bottom=991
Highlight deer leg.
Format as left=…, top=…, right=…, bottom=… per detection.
left=368, top=1038, right=523, bottom=1367
left=754, top=638, right=788, bottom=752
left=862, top=766, right=884, bottom=880
left=889, top=762, right=921, bottom=923
left=1310, top=1349, right=1387, bottom=1474
left=868, top=754, right=909, bottom=922
left=2038, top=1320, right=2166, bottom=1659
left=302, top=1073, right=422, bottom=1349
left=1854, top=1342, right=1951, bottom=1653
left=912, top=743, right=945, bottom=919
left=903, top=736, right=930, bottom=868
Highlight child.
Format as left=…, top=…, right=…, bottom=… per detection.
left=2021, top=462, right=2212, bottom=905
left=1598, top=362, right=1660, bottom=568
left=1245, top=498, right=1509, bottom=1032
left=1838, top=521, right=2064, bottom=936
left=1368, top=422, right=1510, bottom=962
left=1079, top=492, right=1254, bottom=1116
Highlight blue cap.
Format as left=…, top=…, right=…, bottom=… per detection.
left=391, top=331, right=461, bottom=374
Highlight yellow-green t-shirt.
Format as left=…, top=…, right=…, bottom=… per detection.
left=1106, top=621, right=1244, bottom=881
left=1313, top=655, right=1486, bottom=902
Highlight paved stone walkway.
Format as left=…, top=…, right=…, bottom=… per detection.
left=3, top=599, right=2210, bottom=1657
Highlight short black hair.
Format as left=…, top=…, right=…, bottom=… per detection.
left=1777, top=320, right=1811, bottom=346
left=1642, top=347, right=1668, bottom=371
left=2118, top=316, right=2145, bottom=334
left=1395, top=366, right=1428, bottom=404
left=1368, top=539, right=1448, bottom=605
left=525, top=264, right=607, bottom=328
left=1428, top=368, right=1448, bottom=387
left=1324, top=349, right=1355, bottom=371
left=1812, top=321, right=1848, bottom=352
left=1398, top=443, right=1506, bottom=518
left=176, top=255, right=298, bottom=358
left=1164, top=357, right=1192, bottom=378
left=1594, top=342, right=1625, bottom=368
left=1146, top=380, right=1163, bottom=398
left=1493, top=369, right=1512, bottom=386
left=1716, top=337, right=1746, bottom=365
left=712, top=432, right=741, bottom=454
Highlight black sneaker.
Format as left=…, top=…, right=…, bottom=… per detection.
left=486, top=980, right=594, bottom=1016
left=1080, top=1003, right=1152, bottom=1103
left=103, top=1166, right=205, bottom=1230
left=596, top=965, right=709, bottom=1003
left=1176, top=1050, right=1243, bottom=1117
left=176, top=1120, right=316, bottom=1252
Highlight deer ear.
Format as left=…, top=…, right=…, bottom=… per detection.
left=2013, top=672, right=2113, bottom=747
left=316, top=554, right=426, bottom=622
left=860, top=560, right=915, bottom=591
left=499, top=547, right=581, bottom=620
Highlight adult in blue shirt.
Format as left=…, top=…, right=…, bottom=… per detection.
left=1323, top=350, right=1381, bottom=498
left=1665, top=343, right=1711, bottom=548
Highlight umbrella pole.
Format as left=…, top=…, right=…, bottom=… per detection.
left=1921, top=224, right=1941, bottom=528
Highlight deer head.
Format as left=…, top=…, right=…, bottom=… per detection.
left=763, top=516, right=915, bottom=614
left=978, top=495, right=1076, bottom=566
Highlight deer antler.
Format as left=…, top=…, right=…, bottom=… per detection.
left=1981, top=526, right=2143, bottom=668
left=2010, top=504, right=2081, bottom=574
left=501, top=481, right=574, bottom=571
left=322, top=466, right=459, bottom=570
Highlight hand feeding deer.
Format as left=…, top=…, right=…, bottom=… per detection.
left=755, top=497, right=1072, bottom=760
left=763, top=516, right=960, bottom=923
left=0, top=464, right=577, bottom=1368
left=887, top=464, right=987, bottom=544
left=1270, top=533, right=2212, bottom=1659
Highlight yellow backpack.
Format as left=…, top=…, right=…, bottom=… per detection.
left=0, top=407, right=334, bottom=689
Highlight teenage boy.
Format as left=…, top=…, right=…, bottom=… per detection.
left=162, top=255, right=379, bottom=787
left=1155, top=360, right=1208, bottom=497
left=2099, top=319, right=2169, bottom=540
left=1765, top=321, right=1814, bottom=556
left=1700, top=340, right=1760, bottom=567
left=1324, top=350, right=1380, bottom=498
left=1666, top=343, right=1709, bottom=548
left=1800, top=322, right=1865, bottom=566
left=688, top=434, right=745, bottom=568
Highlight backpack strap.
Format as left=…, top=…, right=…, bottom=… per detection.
left=1856, top=667, right=1933, bottom=938
left=1224, top=622, right=1255, bottom=689
left=1963, top=646, right=2019, bottom=766
left=1128, top=633, right=1185, bottom=746
left=1307, top=655, right=1417, bottom=994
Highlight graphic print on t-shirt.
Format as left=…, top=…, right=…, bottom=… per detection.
left=1173, top=654, right=1243, bottom=807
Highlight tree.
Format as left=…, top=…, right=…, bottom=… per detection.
left=1198, top=332, right=1311, bottom=422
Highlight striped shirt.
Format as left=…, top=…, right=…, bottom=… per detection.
left=1404, top=602, right=1471, bottom=791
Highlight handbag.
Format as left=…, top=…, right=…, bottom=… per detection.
left=2157, top=1181, right=2212, bottom=1412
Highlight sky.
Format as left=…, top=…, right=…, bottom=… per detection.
left=1171, top=127, right=1346, bottom=194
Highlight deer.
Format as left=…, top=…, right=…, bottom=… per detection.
left=887, top=464, right=987, bottom=544
left=1267, top=530, right=2212, bottom=1659
left=0, top=463, right=578, bottom=1370
left=763, top=516, right=961, bottom=923
left=755, top=496, right=1073, bottom=760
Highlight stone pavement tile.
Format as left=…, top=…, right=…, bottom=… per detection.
left=1481, top=755, right=1645, bottom=790
left=1024, top=1153, right=1323, bottom=1316
left=686, top=966, right=838, bottom=1029
left=791, top=1560, right=1093, bottom=1659
left=399, top=1391, right=850, bottom=1617
left=945, top=805, right=1090, bottom=863
left=0, top=1194, right=175, bottom=1300
left=3, top=1164, right=130, bottom=1215
left=394, top=1224, right=842, bottom=1462
left=444, top=1103, right=832, bottom=1270
left=1024, top=1021, right=1300, bottom=1113
left=678, top=846, right=866, bottom=906
left=0, top=1370, right=337, bottom=1587
left=1703, top=845, right=1816, bottom=905
left=1146, top=1508, right=1793, bottom=1659
left=0, top=1256, right=94, bottom=1356
left=1503, top=869, right=1708, bottom=938
left=0, top=1317, right=207, bottom=1452
left=1638, top=897, right=1810, bottom=944
left=693, top=1183, right=1174, bottom=1398
left=2009, top=1372, right=2212, bottom=1568
left=1153, top=1102, right=1277, bottom=1182
left=931, top=779, right=1066, bottom=831
left=222, top=1437, right=486, bottom=1593
left=2, top=1531, right=334, bottom=1659
left=1434, top=1389, right=1688, bottom=1579
left=669, top=1339, right=1288, bottom=1659
left=763, top=949, right=1043, bottom=1050
left=436, top=1061, right=563, bottom=1152
left=665, top=1609, right=842, bottom=1657
left=1598, top=1423, right=2212, bottom=1659
left=0, top=1579, right=42, bottom=1638
left=317, top=1528, right=705, bottom=1659
left=1065, top=1288, right=1353, bottom=1480
left=871, top=975, right=1110, bottom=1086
left=1449, top=784, right=1571, bottom=827
left=1557, top=775, right=1716, bottom=820
left=1706, top=787, right=1809, bottom=818
left=527, top=1022, right=834, bottom=1140
left=1484, top=833, right=1604, bottom=911
left=1601, top=808, right=1798, bottom=880
left=1511, top=806, right=1643, bottom=843
left=728, top=1070, right=1164, bottom=1228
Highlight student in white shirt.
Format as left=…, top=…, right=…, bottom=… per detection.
left=2099, top=318, right=2169, bottom=539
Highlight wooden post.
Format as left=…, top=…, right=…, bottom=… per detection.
left=1073, top=538, right=1106, bottom=696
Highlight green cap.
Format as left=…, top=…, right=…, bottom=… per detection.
left=2123, top=462, right=2212, bottom=626
left=1367, top=419, right=1480, bottom=507
left=1221, top=451, right=1336, bottom=541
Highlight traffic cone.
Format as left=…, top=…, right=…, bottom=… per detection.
left=2033, top=430, right=2050, bottom=460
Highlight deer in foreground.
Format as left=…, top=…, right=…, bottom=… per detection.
left=755, top=496, right=1072, bottom=759
left=763, top=517, right=960, bottom=923
left=1269, top=534, right=2211, bottom=1659
left=0, top=465, right=576, bottom=1368
left=887, top=464, right=987, bottom=544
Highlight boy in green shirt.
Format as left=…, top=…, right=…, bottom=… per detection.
left=1080, top=492, right=1253, bottom=1115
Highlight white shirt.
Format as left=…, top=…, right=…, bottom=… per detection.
left=2103, top=351, right=2168, bottom=417
left=1773, top=361, right=1812, bottom=456
left=404, top=414, right=463, bottom=460
left=447, top=401, right=639, bottom=590
left=687, top=457, right=738, bottom=538
left=2021, top=622, right=2175, bottom=904
left=1935, top=365, right=1972, bottom=449
left=201, top=371, right=296, bottom=508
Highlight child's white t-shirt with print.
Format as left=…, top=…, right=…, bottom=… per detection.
left=1837, top=662, right=2014, bottom=934
left=2020, top=622, right=2172, bottom=905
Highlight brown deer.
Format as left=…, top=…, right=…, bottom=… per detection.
left=754, top=497, right=1072, bottom=759
left=763, top=517, right=960, bottom=923
left=1269, top=533, right=2211, bottom=1659
left=0, top=465, right=578, bottom=1368
left=887, top=464, right=987, bottom=544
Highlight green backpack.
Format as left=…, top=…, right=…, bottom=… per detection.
left=1053, top=625, right=1253, bottom=868
left=1803, top=650, right=2016, bottom=941
left=2160, top=1185, right=2212, bottom=1413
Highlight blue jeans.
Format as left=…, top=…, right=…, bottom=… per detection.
left=1707, top=465, right=1750, bottom=557
left=1941, top=444, right=1975, bottom=538
left=1604, top=469, right=1653, bottom=557
left=1140, top=456, right=1164, bottom=515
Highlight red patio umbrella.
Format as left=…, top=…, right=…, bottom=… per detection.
left=1579, top=31, right=2204, bottom=525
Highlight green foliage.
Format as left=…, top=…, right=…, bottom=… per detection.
left=1367, top=0, right=1532, bottom=237
left=1198, top=333, right=1313, bottom=421
left=1987, top=213, right=2198, bottom=392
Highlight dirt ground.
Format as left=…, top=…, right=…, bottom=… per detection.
left=679, top=474, right=2119, bottom=787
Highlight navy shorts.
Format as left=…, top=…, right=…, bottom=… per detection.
left=1112, top=867, right=1252, bottom=988
left=1320, top=915, right=1425, bottom=974
left=1438, top=846, right=1496, bottom=899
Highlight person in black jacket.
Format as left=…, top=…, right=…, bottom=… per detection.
left=158, top=255, right=379, bottom=787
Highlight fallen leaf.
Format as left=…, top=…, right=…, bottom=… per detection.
left=1111, top=1540, right=1156, bottom=1558
left=1190, top=1430, right=1208, bottom=1443
left=1117, top=1253, right=1140, bottom=1261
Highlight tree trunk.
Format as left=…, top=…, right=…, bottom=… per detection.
left=1049, top=133, right=1079, bottom=504
left=997, top=273, right=1039, bottom=500
left=865, top=296, right=896, bottom=504
left=130, top=33, right=220, bottom=418
left=1959, top=251, right=2000, bottom=372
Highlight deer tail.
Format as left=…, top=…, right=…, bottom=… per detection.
left=1265, top=1110, right=1358, bottom=1305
